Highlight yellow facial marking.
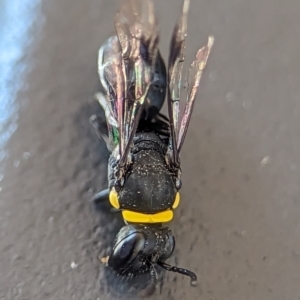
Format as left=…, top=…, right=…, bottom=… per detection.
left=172, top=192, right=180, bottom=209
left=109, top=188, right=120, bottom=209
left=122, top=210, right=173, bottom=224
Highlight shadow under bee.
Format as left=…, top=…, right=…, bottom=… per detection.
left=74, top=101, right=166, bottom=299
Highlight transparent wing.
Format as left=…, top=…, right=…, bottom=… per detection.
left=167, top=0, right=190, bottom=167
left=114, top=0, right=159, bottom=171
left=167, top=0, right=214, bottom=166
left=98, top=0, right=159, bottom=179
left=177, top=37, right=214, bottom=152
left=98, top=35, right=124, bottom=149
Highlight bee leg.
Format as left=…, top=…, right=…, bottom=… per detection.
left=89, top=114, right=112, bottom=152
left=138, top=266, right=157, bottom=297
left=157, top=112, right=170, bottom=122
left=110, top=208, right=121, bottom=213
left=92, top=188, right=109, bottom=204
left=92, top=189, right=121, bottom=213
left=149, top=266, right=158, bottom=290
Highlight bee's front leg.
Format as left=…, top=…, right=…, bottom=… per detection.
left=92, top=188, right=109, bottom=204
left=89, top=114, right=113, bottom=152
left=92, top=188, right=120, bottom=213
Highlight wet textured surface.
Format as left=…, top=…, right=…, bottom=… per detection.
left=1, top=0, right=300, bottom=299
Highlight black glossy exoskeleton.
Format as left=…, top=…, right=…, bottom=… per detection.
left=90, top=0, right=214, bottom=291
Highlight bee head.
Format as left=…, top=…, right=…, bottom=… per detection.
left=107, top=224, right=175, bottom=276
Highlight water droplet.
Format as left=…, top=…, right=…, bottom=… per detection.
left=0, top=187, right=2, bottom=192
left=226, top=92, right=235, bottom=102
left=13, top=160, right=20, bottom=168
left=261, top=156, right=271, bottom=166
left=0, top=174, right=3, bottom=181
left=22, top=152, right=31, bottom=159
left=70, top=262, right=78, bottom=269
left=243, top=101, right=252, bottom=109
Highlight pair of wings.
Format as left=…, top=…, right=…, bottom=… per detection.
left=98, top=0, right=214, bottom=173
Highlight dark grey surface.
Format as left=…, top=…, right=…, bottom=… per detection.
left=1, top=0, right=300, bottom=299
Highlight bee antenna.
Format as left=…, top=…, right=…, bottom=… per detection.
left=157, top=261, right=197, bottom=286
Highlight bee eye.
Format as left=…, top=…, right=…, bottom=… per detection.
left=119, top=238, right=137, bottom=260
left=108, top=232, right=146, bottom=270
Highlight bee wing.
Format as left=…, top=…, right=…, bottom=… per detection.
left=167, top=0, right=189, bottom=166
left=167, top=0, right=213, bottom=166
left=98, top=0, right=159, bottom=175
left=177, top=37, right=214, bottom=153
left=114, top=0, right=159, bottom=169
left=98, top=35, right=124, bottom=149
left=115, top=0, right=158, bottom=62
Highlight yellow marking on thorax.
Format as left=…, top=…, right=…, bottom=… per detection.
left=172, top=192, right=180, bottom=209
left=109, top=189, right=181, bottom=224
left=109, top=188, right=120, bottom=209
left=122, top=210, right=173, bottom=223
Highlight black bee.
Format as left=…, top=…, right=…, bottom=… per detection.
left=90, top=0, right=213, bottom=290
